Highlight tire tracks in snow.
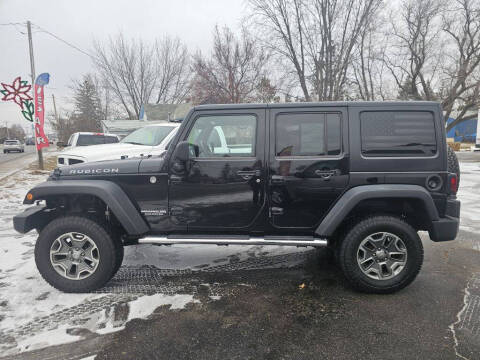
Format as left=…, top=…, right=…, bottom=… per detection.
left=449, top=272, right=480, bottom=360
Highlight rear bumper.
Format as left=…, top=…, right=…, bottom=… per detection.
left=429, top=198, right=460, bottom=242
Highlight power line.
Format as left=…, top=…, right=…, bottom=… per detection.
left=0, top=22, right=27, bottom=34
left=0, top=22, right=25, bottom=26
left=30, top=22, right=97, bottom=61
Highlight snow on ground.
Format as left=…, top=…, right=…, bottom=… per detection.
left=457, top=162, right=480, bottom=235
left=0, top=161, right=478, bottom=355
left=0, top=168, right=309, bottom=355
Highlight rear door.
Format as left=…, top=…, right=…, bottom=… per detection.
left=268, top=106, right=349, bottom=231
left=168, top=108, right=266, bottom=230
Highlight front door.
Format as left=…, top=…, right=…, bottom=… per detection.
left=268, top=107, right=349, bottom=231
left=168, top=108, right=266, bottom=231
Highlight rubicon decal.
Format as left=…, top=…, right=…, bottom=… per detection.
left=69, top=168, right=119, bottom=175
left=141, top=209, right=167, bottom=216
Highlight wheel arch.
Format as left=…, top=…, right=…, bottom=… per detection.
left=315, top=184, right=439, bottom=238
left=22, top=180, right=149, bottom=235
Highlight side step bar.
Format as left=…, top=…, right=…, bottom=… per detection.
left=137, top=236, right=328, bottom=247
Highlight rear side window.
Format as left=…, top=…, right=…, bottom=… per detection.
left=105, top=136, right=119, bottom=144
left=275, top=113, right=341, bottom=157
left=360, top=111, right=436, bottom=157
left=77, top=135, right=105, bottom=146
left=77, top=135, right=118, bottom=146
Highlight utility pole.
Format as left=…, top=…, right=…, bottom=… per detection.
left=52, top=94, right=59, bottom=142
left=27, top=21, right=44, bottom=169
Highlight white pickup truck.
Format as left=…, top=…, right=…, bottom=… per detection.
left=57, top=124, right=180, bottom=166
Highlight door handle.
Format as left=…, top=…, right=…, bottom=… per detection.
left=270, top=175, right=285, bottom=184
left=169, top=174, right=183, bottom=183
left=270, top=206, right=284, bottom=215
left=237, top=170, right=261, bottom=179
left=315, top=169, right=337, bottom=180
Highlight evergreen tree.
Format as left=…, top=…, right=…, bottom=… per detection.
left=71, top=74, right=104, bottom=131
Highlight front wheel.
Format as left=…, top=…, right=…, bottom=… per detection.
left=338, top=216, right=423, bottom=294
left=35, top=216, right=118, bottom=293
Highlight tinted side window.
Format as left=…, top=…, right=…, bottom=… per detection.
left=187, top=115, right=256, bottom=157
left=360, top=111, right=436, bottom=157
left=276, top=113, right=341, bottom=157
left=105, top=136, right=118, bottom=144
left=77, top=135, right=106, bottom=146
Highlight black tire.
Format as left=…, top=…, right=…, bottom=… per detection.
left=113, top=236, right=124, bottom=275
left=35, top=216, right=118, bottom=293
left=447, top=146, right=460, bottom=190
left=338, top=216, right=423, bottom=294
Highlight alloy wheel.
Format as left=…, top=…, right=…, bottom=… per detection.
left=356, top=232, right=408, bottom=280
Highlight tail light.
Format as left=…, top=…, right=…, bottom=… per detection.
left=448, top=173, right=458, bottom=194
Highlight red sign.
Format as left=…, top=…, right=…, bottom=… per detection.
left=34, top=73, right=50, bottom=150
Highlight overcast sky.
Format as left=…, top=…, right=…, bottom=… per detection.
left=0, top=0, right=246, bottom=133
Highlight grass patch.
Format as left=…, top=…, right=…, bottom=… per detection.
left=27, top=155, right=57, bottom=173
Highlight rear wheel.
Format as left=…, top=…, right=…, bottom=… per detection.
left=35, top=216, right=118, bottom=293
left=338, top=216, right=423, bottom=294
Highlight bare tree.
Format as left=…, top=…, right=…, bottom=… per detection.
left=248, top=0, right=381, bottom=101
left=308, top=0, right=382, bottom=100
left=248, top=0, right=312, bottom=101
left=93, top=34, right=156, bottom=119
left=7, top=124, right=25, bottom=141
left=256, top=76, right=279, bottom=102
left=155, top=37, right=191, bottom=104
left=351, top=19, right=390, bottom=101
left=384, top=0, right=444, bottom=101
left=191, top=25, right=269, bottom=104
left=382, top=0, right=480, bottom=128
left=440, top=0, right=480, bottom=130
left=92, top=34, right=190, bottom=119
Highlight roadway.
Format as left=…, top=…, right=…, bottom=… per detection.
left=0, top=144, right=37, bottom=165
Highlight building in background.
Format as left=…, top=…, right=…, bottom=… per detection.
left=101, top=103, right=192, bottom=138
left=446, top=110, right=477, bottom=143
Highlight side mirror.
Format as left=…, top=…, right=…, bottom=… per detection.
left=171, top=141, right=199, bottom=173
left=57, top=141, right=66, bottom=148
left=172, top=141, right=199, bottom=162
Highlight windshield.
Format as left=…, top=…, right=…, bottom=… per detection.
left=5, top=140, right=19, bottom=145
left=121, top=126, right=175, bottom=146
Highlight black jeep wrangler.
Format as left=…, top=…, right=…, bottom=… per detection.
left=14, top=102, right=460, bottom=294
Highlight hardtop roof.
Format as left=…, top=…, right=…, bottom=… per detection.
left=194, top=101, right=441, bottom=111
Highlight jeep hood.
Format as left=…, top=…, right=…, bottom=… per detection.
left=53, top=156, right=165, bottom=178
left=60, top=142, right=166, bottom=162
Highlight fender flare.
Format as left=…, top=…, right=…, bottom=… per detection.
left=23, top=180, right=149, bottom=235
left=315, top=184, right=439, bottom=237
